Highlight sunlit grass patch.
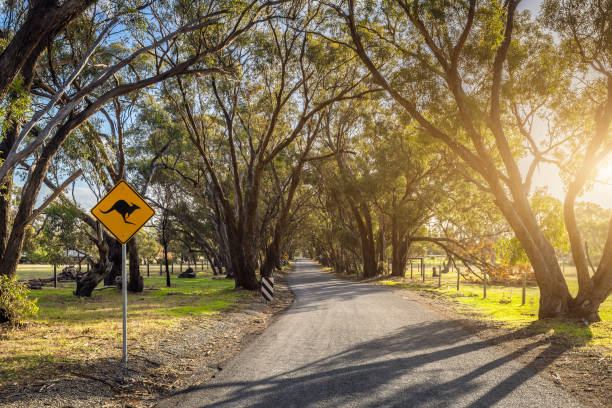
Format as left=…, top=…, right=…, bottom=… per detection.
left=377, top=276, right=612, bottom=355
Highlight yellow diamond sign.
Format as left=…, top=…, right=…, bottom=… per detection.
left=91, top=180, right=155, bottom=244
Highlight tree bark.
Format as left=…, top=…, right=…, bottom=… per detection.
left=163, top=242, right=171, bottom=287
left=74, top=225, right=113, bottom=297
left=127, top=238, right=143, bottom=292
left=102, top=239, right=122, bottom=286
left=0, top=0, right=94, bottom=101
left=391, top=219, right=408, bottom=277
left=226, top=227, right=260, bottom=289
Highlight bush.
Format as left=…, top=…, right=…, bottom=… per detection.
left=0, top=275, right=39, bottom=326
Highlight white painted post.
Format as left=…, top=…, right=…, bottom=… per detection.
left=522, top=268, right=527, bottom=306
left=122, top=243, right=127, bottom=365
left=456, top=267, right=460, bottom=291
left=483, top=270, right=487, bottom=299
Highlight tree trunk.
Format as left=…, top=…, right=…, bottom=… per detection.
left=391, top=221, right=408, bottom=276
left=362, top=239, right=378, bottom=279
left=163, top=242, right=171, bottom=287
left=568, top=215, right=612, bottom=321
left=0, top=43, right=44, bottom=276
left=261, top=242, right=279, bottom=279
left=228, top=235, right=260, bottom=289
left=103, top=239, right=122, bottom=286
left=377, top=222, right=385, bottom=271
left=75, top=233, right=113, bottom=297
left=127, top=238, right=143, bottom=293
left=496, top=196, right=572, bottom=318
left=75, top=258, right=113, bottom=297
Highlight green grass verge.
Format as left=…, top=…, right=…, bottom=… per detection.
left=0, top=271, right=249, bottom=385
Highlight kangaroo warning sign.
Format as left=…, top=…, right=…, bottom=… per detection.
left=91, top=180, right=155, bottom=244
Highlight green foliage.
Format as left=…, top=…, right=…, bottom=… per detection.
left=34, top=203, right=91, bottom=265
left=575, top=202, right=612, bottom=265
left=496, top=236, right=528, bottom=266
left=497, top=189, right=569, bottom=266
left=0, top=276, right=39, bottom=326
left=530, top=189, right=569, bottom=254
left=1, top=76, right=33, bottom=135
left=135, top=228, right=161, bottom=262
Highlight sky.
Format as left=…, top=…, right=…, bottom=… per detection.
left=516, top=0, right=612, bottom=208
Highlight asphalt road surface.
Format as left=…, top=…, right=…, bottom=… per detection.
left=156, top=258, right=584, bottom=408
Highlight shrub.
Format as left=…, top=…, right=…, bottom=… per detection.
left=0, top=275, right=39, bottom=326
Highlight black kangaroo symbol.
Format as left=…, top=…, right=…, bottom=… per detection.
left=101, top=200, right=140, bottom=225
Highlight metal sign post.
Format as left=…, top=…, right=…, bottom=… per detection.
left=122, top=243, right=127, bottom=365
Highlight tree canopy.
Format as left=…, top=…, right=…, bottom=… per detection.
left=1, top=0, right=612, bottom=323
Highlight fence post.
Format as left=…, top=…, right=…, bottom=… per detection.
left=421, top=258, right=425, bottom=283
left=456, top=266, right=460, bottom=291
left=410, top=261, right=413, bottom=279
left=147, top=261, right=150, bottom=277
left=53, top=264, right=57, bottom=288
left=483, top=270, right=487, bottom=299
left=522, top=268, right=527, bottom=306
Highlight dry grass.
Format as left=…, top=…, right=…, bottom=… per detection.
left=0, top=271, right=248, bottom=387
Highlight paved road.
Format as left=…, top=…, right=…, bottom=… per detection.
left=156, top=258, right=584, bottom=408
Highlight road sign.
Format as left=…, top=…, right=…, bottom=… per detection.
left=261, top=275, right=274, bottom=302
left=91, top=179, right=154, bottom=365
left=283, top=253, right=289, bottom=260
left=91, top=179, right=155, bottom=244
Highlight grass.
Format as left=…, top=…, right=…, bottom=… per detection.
left=377, top=270, right=612, bottom=355
left=0, top=270, right=250, bottom=386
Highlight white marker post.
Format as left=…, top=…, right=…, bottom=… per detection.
left=122, top=243, right=127, bottom=365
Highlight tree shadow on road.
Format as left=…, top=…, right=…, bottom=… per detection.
left=161, top=319, right=587, bottom=408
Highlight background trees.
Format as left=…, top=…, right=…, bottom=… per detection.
left=2, top=0, right=612, bottom=325
left=324, top=0, right=612, bottom=321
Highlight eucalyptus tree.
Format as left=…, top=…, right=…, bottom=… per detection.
left=308, top=97, right=454, bottom=278
left=378, top=136, right=448, bottom=277
left=324, top=99, right=386, bottom=278
left=326, top=0, right=612, bottom=320
left=53, top=92, right=150, bottom=293
left=164, top=5, right=368, bottom=289
left=542, top=0, right=612, bottom=320
left=0, top=0, right=282, bottom=290
left=259, top=118, right=325, bottom=278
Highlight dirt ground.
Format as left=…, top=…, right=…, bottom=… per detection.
left=0, top=269, right=294, bottom=408
left=388, top=286, right=612, bottom=408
